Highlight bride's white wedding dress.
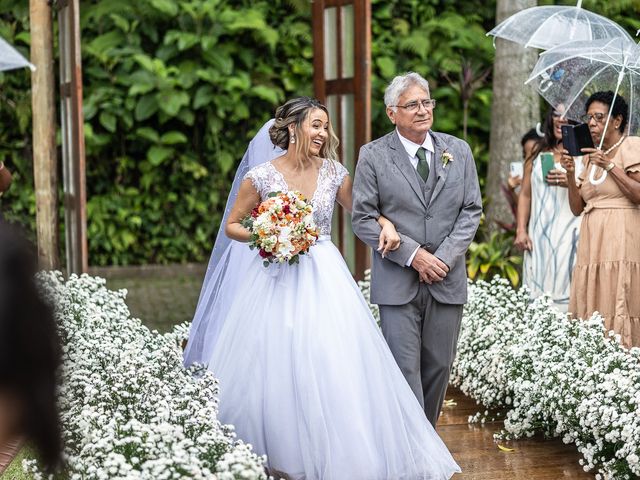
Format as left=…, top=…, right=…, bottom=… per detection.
left=186, top=158, right=460, bottom=479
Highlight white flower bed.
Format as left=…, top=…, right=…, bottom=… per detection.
left=357, top=269, right=379, bottom=323
left=450, top=277, right=640, bottom=480
left=25, top=272, right=266, bottom=480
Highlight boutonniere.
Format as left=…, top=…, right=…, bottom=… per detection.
left=441, top=151, right=454, bottom=167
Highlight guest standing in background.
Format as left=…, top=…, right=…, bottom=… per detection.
left=562, top=91, right=640, bottom=348
left=514, top=108, right=582, bottom=311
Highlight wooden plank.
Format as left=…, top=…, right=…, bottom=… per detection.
left=30, top=0, right=60, bottom=270
left=438, top=387, right=594, bottom=479
left=311, top=1, right=326, bottom=103
left=58, top=0, right=88, bottom=273
left=325, top=78, right=354, bottom=94
left=0, top=438, right=23, bottom=475
left=353, top=0, right=371, bottom=277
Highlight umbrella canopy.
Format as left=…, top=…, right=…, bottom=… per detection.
left=526, top=36, right=640, bottom=183
left=487, top=3, right=633, bottom=50
left=0, top=36, right=35, bottom=72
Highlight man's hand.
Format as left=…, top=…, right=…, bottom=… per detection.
left=410, top=248, right=449, bottom=284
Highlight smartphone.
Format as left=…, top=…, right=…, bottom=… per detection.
left=509, top=161, right=523, bottom=178
left=540, top=152, right=555, bottom=182
left=562, top=123, right=594, bottom=156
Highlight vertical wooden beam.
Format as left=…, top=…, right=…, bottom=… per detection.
left=353, top=0, right=371, bottom=278
left=312, top=1, right=326, bottom=103
left=29, top=0, right=59, bottom=270
left=58, top=0, right=88, bottom=273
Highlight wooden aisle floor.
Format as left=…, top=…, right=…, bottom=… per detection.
left=438, top=387, right=594, bottom=480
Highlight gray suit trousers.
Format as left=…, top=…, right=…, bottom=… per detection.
left=379, top=284, right=462, bottom=427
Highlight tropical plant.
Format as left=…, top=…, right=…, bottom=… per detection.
left=466, top=231, right=522, bottom=286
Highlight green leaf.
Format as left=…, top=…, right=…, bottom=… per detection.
left=156, top=90, right=190, bottom=117
left=376, top=56, right=396, bottom=79
left=135, top=94, right=158, bottom=121
left=147, top=146, right=174, bottom=166
left=217, top=151, right=235, bottom=174
left=109, top=14, right=130, bottom=33
left=160, top=131, right=188, bottom=145
left=193, top=85, right=214, bottom=109
left=99, top=112, right=116, bottom=133
left=136, top=127, right=160, bottom=143
left=150, top=0, right=178, bottom=16
left=87, top=31, right=124, bottom=54
left=504, top=264, right=520, bottom=287
left=252, top=85, right=282, bottom=104
left=133, top=54, right=156, bottom=72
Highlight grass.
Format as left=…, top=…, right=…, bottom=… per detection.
left=1, top=447, right=33, bottom=480
left=106, top=273, right=203, bottom=332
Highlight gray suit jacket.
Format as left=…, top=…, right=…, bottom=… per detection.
left=352, top=130, right=482, bottom=306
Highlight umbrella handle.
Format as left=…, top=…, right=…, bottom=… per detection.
left=588, top=164, right=607, bottom=185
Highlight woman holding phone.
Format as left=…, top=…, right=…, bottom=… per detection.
left=561, top=91, right=640, bottom=348
left=514, top=108, right=582, bottom=311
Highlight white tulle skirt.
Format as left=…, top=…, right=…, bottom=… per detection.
left=205, top=237, right=460, bottom=480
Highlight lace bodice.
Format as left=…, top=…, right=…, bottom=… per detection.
left=244, top=160, right=349, bottom=235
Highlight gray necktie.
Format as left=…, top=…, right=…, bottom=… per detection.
left=416, top=147, right=430, bottom=182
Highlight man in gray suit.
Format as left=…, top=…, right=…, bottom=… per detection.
left=352, top=72, right=482, bottom=427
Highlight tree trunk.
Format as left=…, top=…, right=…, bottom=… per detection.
left=30, top=0, right=59, bottom=269
left=486, top=0, right=539, bottom=235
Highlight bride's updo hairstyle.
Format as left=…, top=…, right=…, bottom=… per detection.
left=269, top=97, right=339, bottom=165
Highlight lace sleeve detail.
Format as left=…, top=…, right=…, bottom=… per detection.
left=243, top=163, right=272, bottom=197
left=243, top=169, right=261, bottom=192
left=333, top=160, right=350, bottom=188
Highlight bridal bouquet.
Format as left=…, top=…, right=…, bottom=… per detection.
left=243, top=191, right=319, bottom=266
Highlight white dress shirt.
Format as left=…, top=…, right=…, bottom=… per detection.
left=395, top=129, right=435, bottom=266
left=397, top=129, right=434, bottom=172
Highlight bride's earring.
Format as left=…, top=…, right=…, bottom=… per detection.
left=290, top=133, right=296, bottom=144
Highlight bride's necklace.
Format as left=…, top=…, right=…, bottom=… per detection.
left=602, top=135, right=626, bottom=155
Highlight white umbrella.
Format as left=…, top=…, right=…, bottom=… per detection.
left=487, top=1, right=633, bottom=50
left=0, top=36, right=35, bottom=72
left=526, top=36, right=640, bottom=184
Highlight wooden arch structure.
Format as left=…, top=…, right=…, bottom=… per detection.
left=312, top=0, right=371, bottom=279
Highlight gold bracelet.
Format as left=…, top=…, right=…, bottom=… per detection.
left=605, top=162, right=615, bottom=172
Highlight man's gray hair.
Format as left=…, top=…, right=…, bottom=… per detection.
left=384, top=72, right=430, bottom=111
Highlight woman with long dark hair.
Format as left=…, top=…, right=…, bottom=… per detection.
left=515, top=108, right=582, bottom=310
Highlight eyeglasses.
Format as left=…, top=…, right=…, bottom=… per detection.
left=392, top=99, right=437, bottom=112
left=580, top=112, right=607, bottom=124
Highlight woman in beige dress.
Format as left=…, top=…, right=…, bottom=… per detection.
left=562, top=91, right=640, bottom=348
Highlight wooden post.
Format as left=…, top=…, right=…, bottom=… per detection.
left=29, top=0, right=59, bottom=270
left=58, top=0, right=88, bottom=273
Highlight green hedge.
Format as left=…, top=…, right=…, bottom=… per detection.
left=1, top=0, right=636, bottom=265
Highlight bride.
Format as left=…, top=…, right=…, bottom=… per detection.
left=184, top=97, right=460, bottom=479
